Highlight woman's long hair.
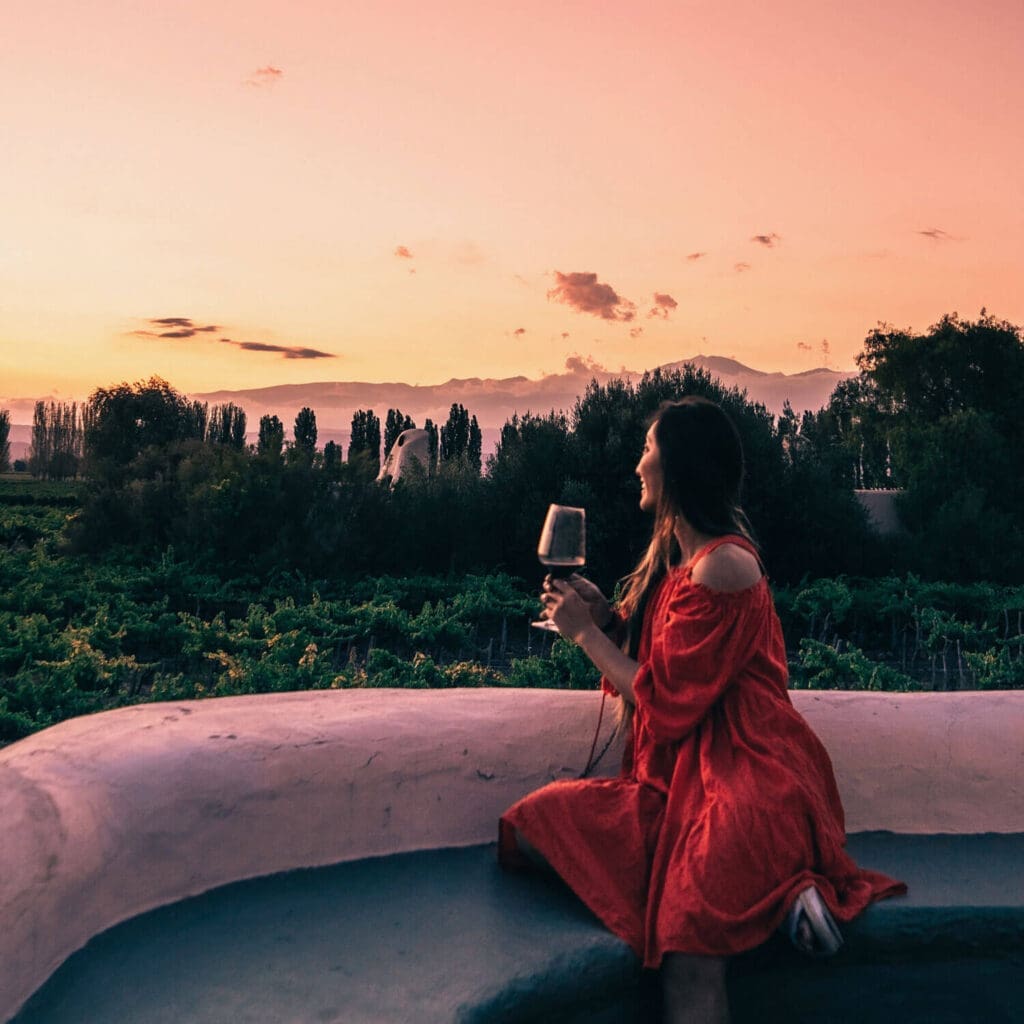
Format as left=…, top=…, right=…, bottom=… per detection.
left=614, top=397, right=755, bottom=726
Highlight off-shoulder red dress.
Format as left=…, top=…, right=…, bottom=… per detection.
left=499, top=535, right=905, bottom=968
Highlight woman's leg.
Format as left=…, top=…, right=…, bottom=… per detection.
left=661, top=954, right=729, bottom=1024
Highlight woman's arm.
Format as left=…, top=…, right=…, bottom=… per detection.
left=542, top=578, right=639, bottom=702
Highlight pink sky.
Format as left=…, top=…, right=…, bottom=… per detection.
left=2, top=0, right=1022, bottom=403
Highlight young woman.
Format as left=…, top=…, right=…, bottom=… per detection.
left=499, top=397, right=905, bottom=1024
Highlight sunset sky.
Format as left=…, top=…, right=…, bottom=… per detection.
left=3, top=0, right=1022, bottom=408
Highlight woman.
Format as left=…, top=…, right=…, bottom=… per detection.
left=499, top=397, right=905, bottom=1024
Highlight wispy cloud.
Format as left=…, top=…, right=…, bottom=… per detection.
left=394, top=245, right=414, bottom=259
left=917, top=227, right=956, bottom=242
left=629, top=327, right=644, bottom=339
left=220, top=339, right=336, bottom=360
left=132, top=316, right=336, bottom=360
left=686, top=252, right=707, bottom=261
left=513, top=327, right=526, bottom=337
left=734, top=262, right=751, bottom=273
left=560, top=331, right=570, bottom=341
left=547, top=271, right=637, bottom=322
left=796, top=341, right=812, bottom=352
left=647, top=292, right=678, bottom=320
left=751, top=232, right=781, bottom=248
left=245, top=66, right=283, bottom=88
left=132, top=317, right=219, bottom=339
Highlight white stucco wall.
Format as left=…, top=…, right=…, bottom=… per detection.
left=2, top=688, right=1022, bottom=1021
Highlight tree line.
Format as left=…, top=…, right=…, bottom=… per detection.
left=4, top=311, right=1022, bottom=585
left=9, top=386, right=480, bottom=482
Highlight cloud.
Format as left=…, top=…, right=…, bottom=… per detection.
left=220, top=338, right=336, bottom=360
left=647, top=292, right=678, bottom=320
left=734, top=262, right=751, bottom=273
left=246, top=66, right=283, bottom=87
left=918, top=228, right=955, bottom=241
left=547, top=271, right=637, bottom=322
left=394, top=245, right=414, bottom=259
left=751, top=233, right=781, bottom=248
left=561, top=332, right=570, bottom=340
left=132, top=316, right=335, bottom=360
left=131, top=317, right=220, bottom=339
left=796, top=341, right=812, bottom=352
left=686, top=252, right=707, bottom=261
left=513, top=327, right=526, bottom=337
left=563, top=354, right=609, bottom=375
left=629, top=327, right=644, bottom=339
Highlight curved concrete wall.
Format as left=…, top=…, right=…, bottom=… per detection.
left=2, top=688, right=1022, bottom=1021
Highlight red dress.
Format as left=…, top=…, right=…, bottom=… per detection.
left=500, top=535, right=905, bottom=968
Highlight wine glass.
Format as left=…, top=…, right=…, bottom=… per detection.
left=531, top=504, right=586, bottom=632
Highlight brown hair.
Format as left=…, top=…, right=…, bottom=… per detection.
left=615, top=397, right=755, bottom=720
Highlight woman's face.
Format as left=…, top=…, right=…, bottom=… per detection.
left=636, top=424, right=664, bottom=512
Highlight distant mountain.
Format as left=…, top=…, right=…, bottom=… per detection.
left=191, top=356, right=853, bottom=438
left=1, top=358, right=853, bottom=463
left=5, top=425, right=31, bottom=463
left=662, top=356, right=852, bottom=419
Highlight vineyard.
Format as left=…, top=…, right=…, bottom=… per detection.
left=2, top=478, right=1022, bottom=746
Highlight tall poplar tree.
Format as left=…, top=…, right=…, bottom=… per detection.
left=384, top=409, right=416, bottom=457
left=348, top=409, right=381, bottom=477
left=293, top=407, right=318, bottom=456
left=0, top=410, right=9, bottom=473
left=258, top=414, right=285, bottom=457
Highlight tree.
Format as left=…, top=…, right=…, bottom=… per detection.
left=486, top=411, right=574, bottom=577
left=322, top=440, right=342, bottom=477
left=28, top=401, right=83, bottom=480
left=424, top=418, right=439, bottom=471
left=468, top=415, right=482, bottom=474
left=293, top=407, right=318, bottom=457
left=83, top=377, right=194, bottom=479
left=257, top=414, right=285, bottom=457
left=186, top=401, right=209, bottom=442
left=856, top=312, right=1024, bottom=581
left=858, top=311, right=1024, bottom=426
left=348, top=409, right=381, bottom=477
left=0, top=410, right=10, bottom=473
left=384, top=409, right=416, bottom=457
left=207, top=403, right=247, bottom=449
left=439, top=403, right=481, bottom=474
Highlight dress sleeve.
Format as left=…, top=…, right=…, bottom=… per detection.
left=631, top=581, right=760, bottom=743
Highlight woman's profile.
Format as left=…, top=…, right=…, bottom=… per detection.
left=499, top=396, right=905, bottom=1024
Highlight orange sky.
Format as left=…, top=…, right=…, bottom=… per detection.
left=2, top=0, right=1022, bottom=405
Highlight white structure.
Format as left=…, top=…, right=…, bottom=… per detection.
left=854, top=488, right=905, bottom=535
left=377, top=428, right=431, bottom=485
left=2, top=688, right=1023, bottom=1021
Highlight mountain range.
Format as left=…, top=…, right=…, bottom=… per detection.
left=191, top=355, right=852, bottom=435
left=3, top=357, right=853, bottom=461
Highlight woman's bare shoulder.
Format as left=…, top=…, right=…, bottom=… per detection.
left=691, top=542, right=763, bottom=593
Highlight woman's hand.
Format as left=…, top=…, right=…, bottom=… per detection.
left=540, top=575, right=639, bottom=702
left=564, top=574, right=615, bottom=630
left=540, top=577, right=597, bottom=642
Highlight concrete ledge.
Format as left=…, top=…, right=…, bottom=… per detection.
left=2, top=689, right=1023, bottom=1020
left=13, top=838, right=1024, bottom=1024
